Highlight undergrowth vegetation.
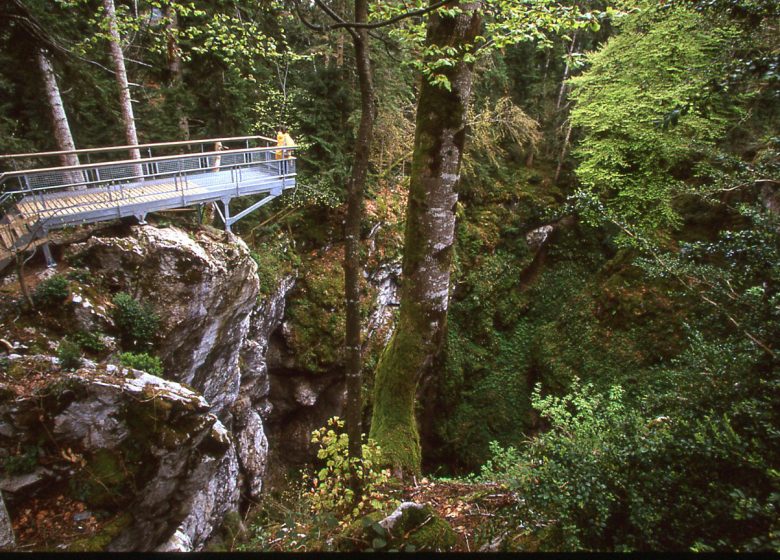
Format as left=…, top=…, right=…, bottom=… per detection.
left=111, top=292, right=160, bottom=352
left=242, top=417, right=399, bottom=552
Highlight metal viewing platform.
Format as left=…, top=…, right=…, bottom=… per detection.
left=0, top=135, right=296, bottom=269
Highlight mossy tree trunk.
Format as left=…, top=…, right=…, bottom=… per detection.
left=369, top=0, right=483, bottom=476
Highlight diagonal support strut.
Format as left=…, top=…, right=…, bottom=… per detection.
left=225, top=194, right=278, bottom=229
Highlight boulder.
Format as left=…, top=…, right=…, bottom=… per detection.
left=0, top=356, right=228, bottom=551
left=170, top=436, right=241, bottom=551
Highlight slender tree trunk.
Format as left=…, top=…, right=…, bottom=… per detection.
left=556, top=32, right=577, bottom=110
left=36, top=48, right=79, bottom=169
left=369, top=0, right=483, bottom=476
left=344, top=0, right=375, bottom=480
left=555, top=119, right=572, bottom=183
left=103, top=0, right=141, bottom=163
left=165, top=6, right=189, bottom=140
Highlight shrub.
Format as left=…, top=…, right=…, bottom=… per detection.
left=241, top=418, right=398, bottom=552
left=73, top=331, right=107, bottom=353
left=111, top=292, right=160, bottom=351
left=306, top=417, right=394, bottom=523
left=2, top=445, right=40, bottom=475
left=481, top=366, right=780, bottom=552
left=33, top=274, right=69, bottom=307
left=118, top=352, right=163, bottom=376
left=58, top=338, right=83, bottom=370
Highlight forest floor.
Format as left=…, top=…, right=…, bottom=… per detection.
left=399, top=478, right=520, bottom=552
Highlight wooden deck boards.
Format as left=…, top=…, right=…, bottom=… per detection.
left=17, top=181, right=184, bottom=219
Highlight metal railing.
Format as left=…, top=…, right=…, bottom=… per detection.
left=0, top=135, right=279, bottom=171
left=0, top=136, right=297, bottom=221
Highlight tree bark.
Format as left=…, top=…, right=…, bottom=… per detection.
left=36, top=48, right=79, bottom=168
left=344, top=0, right=375, bottom=480
left=103, top=0, right=141, bottom=162
left=369, top=0, right=483, bottom=476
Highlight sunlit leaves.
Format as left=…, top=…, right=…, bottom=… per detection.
left=569, top=4, right=741, bottom=240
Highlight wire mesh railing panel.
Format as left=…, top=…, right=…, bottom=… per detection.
left=98, top=164, right=139, bottom=182
left=24, top=171, right=72, bottom=190
left=250, top=151, right=273, bottom=163
left=220, top=153, right=244, bottom=167
left=1, top=145, right=291, bottom=233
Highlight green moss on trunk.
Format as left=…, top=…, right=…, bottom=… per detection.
left=369, top=327, right=428, bottom=475
left=369, top=2, right=482, bottom=476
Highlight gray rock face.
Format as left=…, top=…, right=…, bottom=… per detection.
left=66, top=226, right=260, bottom=417
left=233, top=405, right=268, bottom=500
left=526, top=224, right=555, bottom=251
left=0, top=492, right=14, bottom=550
left=264, top=367, right=347, bottom=466
left=0, top=468, right=54, bottom=495
left=52, top=386, right=129, bottom=449
left=231, top=275, right=294, bottom=497
left=239, top=276, right=295, bottom=413
left=364, top=262, right=401, bottom=347
left=171, top=433, right=240, bottom=551
left=155, top=529, right=193, bottom=553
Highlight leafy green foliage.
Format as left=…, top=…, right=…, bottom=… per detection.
left=111, top=292, right=159, bottom=352
left=482, top=364, right=779, bottom=551
left=2, top=444, right=40, bottom=475
left=57, top=338, right=82, bottom=371
left=119, top=352, right=164, bottom=376
left=569, top=5, right=739, bottom=239
left=33, top=275, right=70, bottom=308
left=72, top=331, right=107, bottom=354
left=307, top=417, right=394, bottom=523
left=241, top=418, right=397, bottom=552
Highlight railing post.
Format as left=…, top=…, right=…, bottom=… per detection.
left=179, top=158, right=186, bottom=205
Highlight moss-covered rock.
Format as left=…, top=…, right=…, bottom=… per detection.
left=399, top=504, right=457, bottom=552
left=340, top=504, right=456, bottom=552
left=67, top=513, right=132, bottom=552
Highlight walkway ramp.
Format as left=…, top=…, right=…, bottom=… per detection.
left=0, top=135, right=296, bottom=269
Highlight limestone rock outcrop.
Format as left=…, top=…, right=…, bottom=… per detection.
left=0, top=356, right=227, bottom=551
left=65, top=225, right=260, bottom=416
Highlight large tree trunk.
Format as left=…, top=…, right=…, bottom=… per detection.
left=369, top=0, right=482, bottom=476
left=36, top=48, right=79, bottom=168
left=103, top=0, right=141, bottom=163
left=344, top=0, right=375, bottom=475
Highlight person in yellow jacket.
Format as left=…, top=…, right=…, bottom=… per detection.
left=275, top=126, right=295, bottom=174
left=275, top=126, right=295, bottom=158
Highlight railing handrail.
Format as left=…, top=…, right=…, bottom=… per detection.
left=0, top=134, right=278, bottom=162
left=0, top=153, right=296, bottom=199
left=0, top=144, right=297, bottom=185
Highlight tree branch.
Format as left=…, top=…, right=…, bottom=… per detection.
left=313, top=0, right=358, bottom=40
left=292, top=0, right=330, bottom=33
left=326, top=0, right=456, bottom=30
left=295, top=0, right=456, bottom=35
